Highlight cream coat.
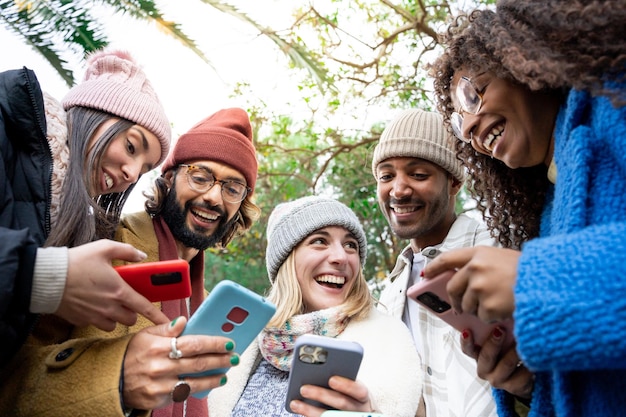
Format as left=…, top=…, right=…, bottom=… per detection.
left=209, top=307, right=422, bottom=417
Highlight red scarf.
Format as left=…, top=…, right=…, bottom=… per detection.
left=151, top=216, right=208, bottom=417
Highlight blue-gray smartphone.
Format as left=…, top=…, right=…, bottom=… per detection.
left=179, top=280, right=276, bottom=398
left=285, top=334, right=364, bottom=413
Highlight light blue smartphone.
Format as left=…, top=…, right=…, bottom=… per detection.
left=179, top=280, right=276, bottom=398
left=285, top=334, right=364, bottom=413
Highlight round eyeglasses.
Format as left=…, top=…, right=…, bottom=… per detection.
left=180, top=164, right=250, bottom=203
left=450, top=76, right=485, bottom=143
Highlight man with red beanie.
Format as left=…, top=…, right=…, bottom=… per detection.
left=0, top=108, right=260, bottom=417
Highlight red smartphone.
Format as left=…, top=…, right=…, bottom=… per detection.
left=115, top=259, right=192, bottom=302
left=407, top=270, right=515, bottom=350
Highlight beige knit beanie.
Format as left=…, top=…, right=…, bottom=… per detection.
left=371, top=109, right=465, bottom=182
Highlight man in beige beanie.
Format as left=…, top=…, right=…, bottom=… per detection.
left=372, top=109, right=500, bottom=417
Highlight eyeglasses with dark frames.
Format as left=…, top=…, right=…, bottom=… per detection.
left=179, top=164, right=250, bottom=203
left=451, top=76, right=485, bottom=143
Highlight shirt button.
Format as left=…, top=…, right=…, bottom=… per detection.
left=55, top=348, right=74, bottom=362
left=427, top=366, right=433, bottom=375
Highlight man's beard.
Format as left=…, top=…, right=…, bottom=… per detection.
left=161, top=186, right=238, bottom=251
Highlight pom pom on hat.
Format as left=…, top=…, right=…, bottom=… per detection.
left=371, top=109, right=465, bottom=182
left=62, top=49, right=171, bottom=165
left=265, top=196, right=367, bottom=283
left=161, top=108, right=258, bottom=192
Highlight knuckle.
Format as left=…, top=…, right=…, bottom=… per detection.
left=189, top=358, right=217, bottom=374
left=143, top=381, right=167, bottom=397
left=182, top=336, right=203, bottom=355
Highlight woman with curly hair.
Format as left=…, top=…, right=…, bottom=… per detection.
left=424, top=1, right=626, bottom=416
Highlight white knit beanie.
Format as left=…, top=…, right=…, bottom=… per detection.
left=265, top=196, right=367, bottom=283
left=62, top=49, right=171, bottom=165
left=371, top=109, right=465, bottom=182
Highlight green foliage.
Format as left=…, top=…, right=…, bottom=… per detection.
left=0, top=0, right=207, bottom=86
left=210, top=0, right=494, bottom=293
left=0, top=0, right=107, bottom=85
left=4, top=0, right=493, bottom=293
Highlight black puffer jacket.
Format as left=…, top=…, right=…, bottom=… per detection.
left=0, top=68, right=51, bottom=367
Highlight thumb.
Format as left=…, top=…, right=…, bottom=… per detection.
left=143, top=316, right=188, bottom=337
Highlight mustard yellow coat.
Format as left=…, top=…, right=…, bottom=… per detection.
left=0, top=211, right=161, bottom=417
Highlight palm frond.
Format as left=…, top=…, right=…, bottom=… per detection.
left=1, top=0, right=213, bottom=85
left=200, top=0, right=334, bottom=92
left=0, top=0, right=108, bottom=86
left=101, top=0, right=213, bottom=68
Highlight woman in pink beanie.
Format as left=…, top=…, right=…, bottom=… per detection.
left=0, top=48, right=172, bottom=369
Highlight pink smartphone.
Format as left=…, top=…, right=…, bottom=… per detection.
left=407, top=270, right=515, bottom=350
left=115, top=259, right=191, bottom=302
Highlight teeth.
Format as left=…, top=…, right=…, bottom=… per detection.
left=392, top=207, right=417, bottom=214
left=104, top=173, right=113, bottom=189
left=315, top=275, right=346, bottom=285
left=191, top=209, right=218, bottom=221
left=483, top=124, right=504, bottom=151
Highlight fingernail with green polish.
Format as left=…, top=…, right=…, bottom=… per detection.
left=230, top=354, right=240, bottom=366
left=225, top=341, right=234, bottom=351
left=170, top=317, right=178, bottom=327
left=220, top=376, right=227, bottom=386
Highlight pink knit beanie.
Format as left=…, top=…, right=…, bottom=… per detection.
left=62, top=49, right=171, bottom=165
left=161, top=108, right=258, bottom=192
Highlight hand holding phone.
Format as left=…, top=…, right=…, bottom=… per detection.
left=407, top=270, right=515, bottom=350
left=179, top=280, right=276, bottom=398
left=115, top=259, right=191, bottom=302
left=285, top=334, right=364, bottom=413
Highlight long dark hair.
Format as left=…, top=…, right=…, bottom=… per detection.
left=45, top=107, right=136, bottom=247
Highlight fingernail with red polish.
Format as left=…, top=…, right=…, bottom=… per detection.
left=420, top=269, right=425, bottom=277
left=462, top=330, right=470, bottom=340
left=492, top=327, right=503, bottom=339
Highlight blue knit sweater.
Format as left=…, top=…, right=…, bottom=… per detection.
left=495, top=86, right=626, bottom=417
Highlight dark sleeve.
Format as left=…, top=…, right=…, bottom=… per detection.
left=0, top=227, right=39, bottom=366
left=0, top=67, right=47, bottom=367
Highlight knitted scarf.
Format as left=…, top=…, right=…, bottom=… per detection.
left=151, top=215, right=208, bottom=417
left=258, top=306, right=349, bottom=371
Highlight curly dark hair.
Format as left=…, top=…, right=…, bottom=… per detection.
left=428, top=0, right=626, bottom=249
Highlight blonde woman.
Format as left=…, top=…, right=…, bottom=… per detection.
left=209, top=196, right=422, bottom=417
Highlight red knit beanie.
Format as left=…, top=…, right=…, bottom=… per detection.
left=161, top=108, right=258, bottom=192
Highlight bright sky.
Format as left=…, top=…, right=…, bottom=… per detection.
left=1, top=0, right=304, bottom=210
left=2, top=0, right=301, bottom=132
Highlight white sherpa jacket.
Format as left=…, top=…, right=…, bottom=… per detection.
left=208, top=307, right=422, bottom=417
